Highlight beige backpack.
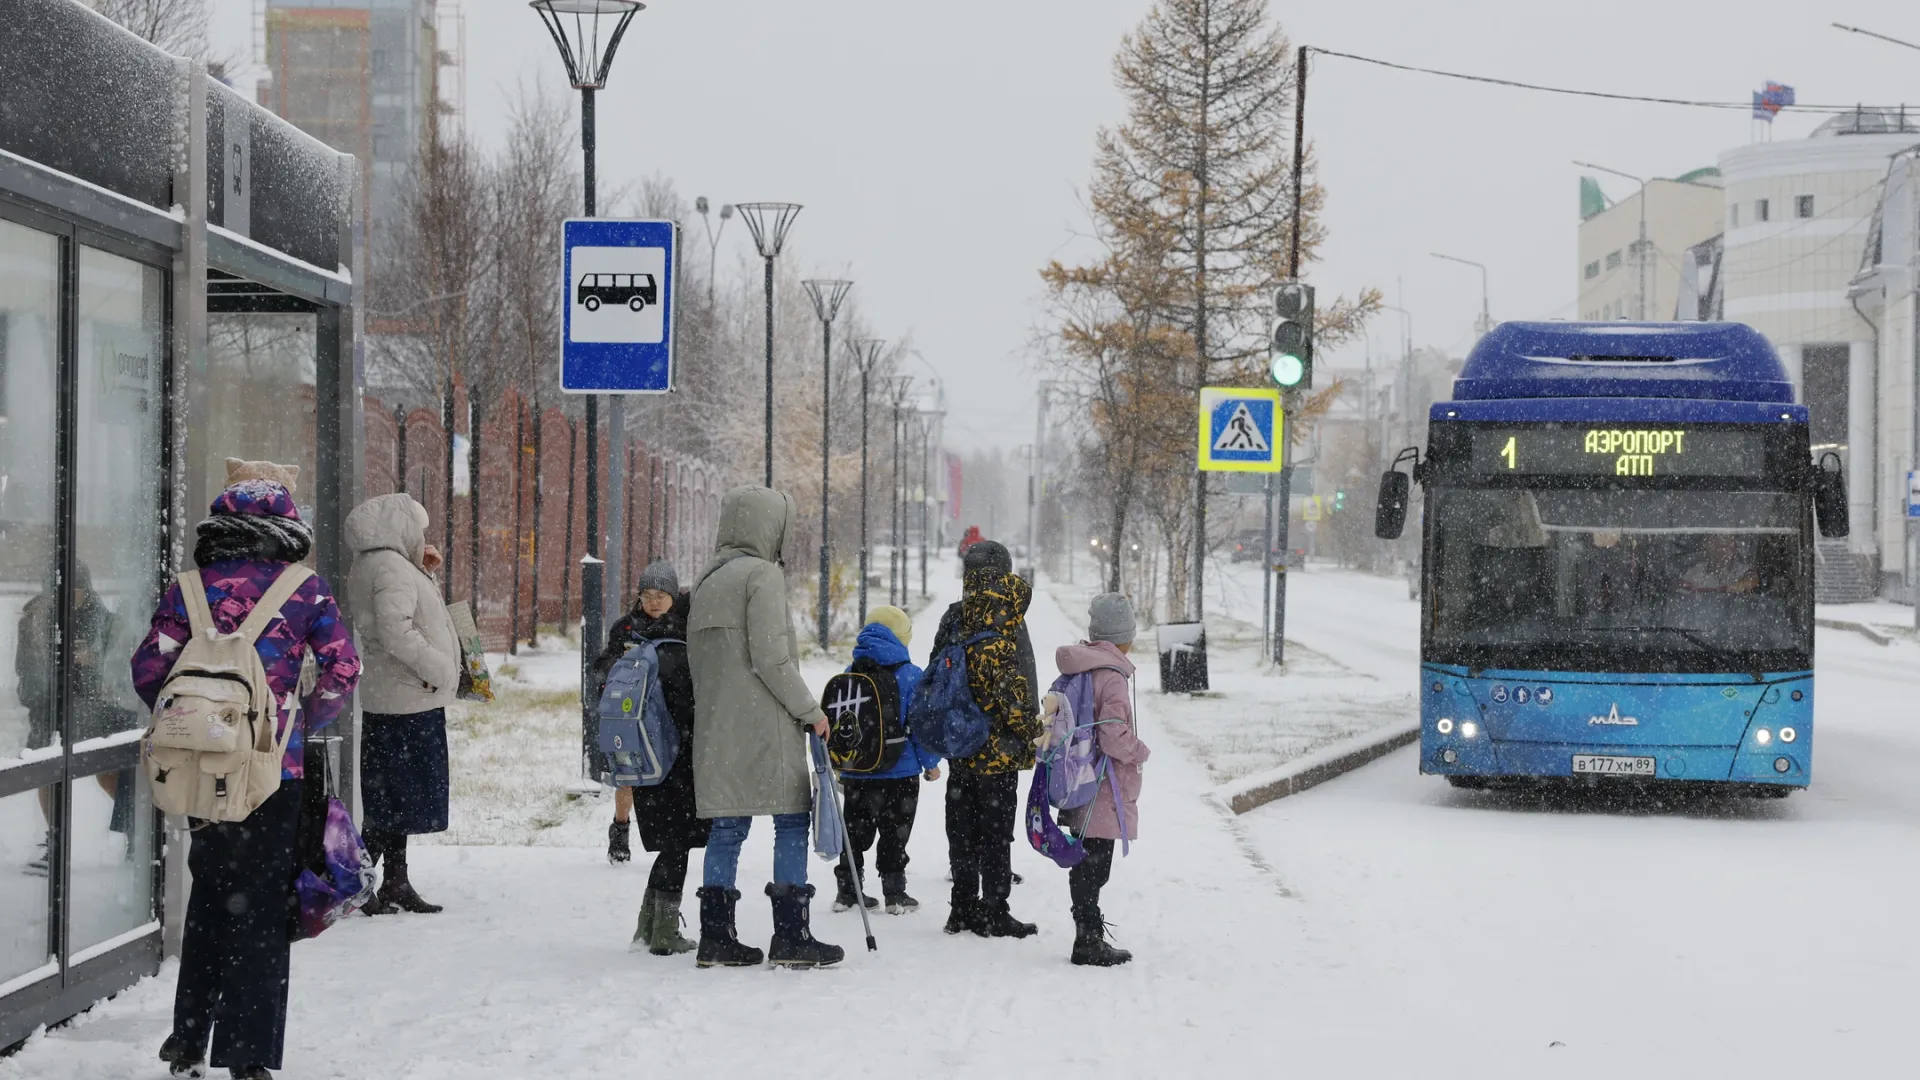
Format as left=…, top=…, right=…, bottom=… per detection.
left=142, top=564, right=313, bottom=823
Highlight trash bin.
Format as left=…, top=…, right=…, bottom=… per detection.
left=1157, top=621, right=1209, bottom=694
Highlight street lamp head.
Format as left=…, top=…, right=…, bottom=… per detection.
left=696, top=195, right=709, bottom=216
left=848, top=338, right=888, bottom=375
left=736, top=202, right=802, bottom=259
left=720, top=203, right=734, bottom=221
left=802, top=279, right=854, bottom=324
left=529, top=0, right=642, bottom=90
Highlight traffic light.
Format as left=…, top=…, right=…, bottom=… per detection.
left=1270, top=281, right=1315, bottom=389
left=1334, top=489, right=1347, bottom=512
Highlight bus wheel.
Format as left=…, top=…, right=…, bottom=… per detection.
left=629, top=296, right=646, bottom=312
left=584, top=296, right=601, bottom=312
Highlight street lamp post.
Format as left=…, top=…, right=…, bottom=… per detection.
left=694, top=196, right=733, bottom=308
left=531, top=0, right=641, bottom=782
left=1574, top=160, right=1649, bottom=320
left=918, top=409, right=944, bottom=600
left=802, top=279, right=853, bottom=649
left=888, top=377, right=914, bottom=605
left=736, top=202, right=803, bottom=487
left=849, top=339, right=887, bottom=623
left=1430, top=251, right=1491, bottom=337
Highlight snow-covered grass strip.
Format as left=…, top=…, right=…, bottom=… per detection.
left=1217, top=719, right=1419, bottom=814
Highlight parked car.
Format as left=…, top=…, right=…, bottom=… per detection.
left=1229, top=530, right=1266, bottom=563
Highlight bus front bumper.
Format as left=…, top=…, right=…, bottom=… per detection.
left=1420, top=734, right=1809, bottom=787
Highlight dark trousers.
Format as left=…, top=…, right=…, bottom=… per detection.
left=646, top=845, right=691, bottom=894
left=1069, top=837, right=1116, bottom=922
left=945, top=769, right=1018, bottom=908
left=173, top=781, right=302, bottom=1071
left=363, top=827, right=407, bottom=868
left=839, top=776, right=919, bottom=882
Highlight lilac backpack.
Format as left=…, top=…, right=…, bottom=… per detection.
left=1045, top=671, right=1122, bottom=810
left=1025, top=763, right=1085, bottom=869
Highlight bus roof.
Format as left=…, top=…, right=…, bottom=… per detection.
left=1451, top=322, right=1794, bottom=404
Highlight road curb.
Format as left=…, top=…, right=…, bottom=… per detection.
left=1218, top=722, right=1419, bottom=815
left=1815, top=617, right=1892, bottom=646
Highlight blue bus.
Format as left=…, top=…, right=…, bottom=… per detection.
left=1374, top=322, right=1849, bottom=796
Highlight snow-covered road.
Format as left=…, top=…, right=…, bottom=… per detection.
left=4, top=563, right=1915, bottom=1078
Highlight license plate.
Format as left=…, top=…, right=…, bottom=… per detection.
left=1571, top=754, right=1656, bottom=777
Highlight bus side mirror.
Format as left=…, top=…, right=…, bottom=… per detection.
left=1814, top=453, right=1848, bottom=538
left=1375, top=470, right=1411, bottom=540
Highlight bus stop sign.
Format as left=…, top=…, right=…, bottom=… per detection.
left=1197, top=387, right=1283, bottom=472
left=561, top=218, right=679, bottom=393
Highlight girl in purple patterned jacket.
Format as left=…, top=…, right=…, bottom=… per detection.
left=133, top=459, right=361, bottom=1080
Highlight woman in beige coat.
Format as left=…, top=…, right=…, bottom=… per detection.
left=345, top=493, right=460, bottom=914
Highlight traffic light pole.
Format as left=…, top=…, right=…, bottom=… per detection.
left=1271, top=44, right=1308, bottom=667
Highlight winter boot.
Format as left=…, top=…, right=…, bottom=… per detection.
left=373, top=849, right=443, bottom=915
left=766, top=883, right=844, bottom=968
left=832, top=860, right=878, bottom=912
left=1070, top=908, right=1132, bottom=967
left=971, top=900, right=1038, bottom=939
left=227, top=1067, right=274, bottom=1079
left=943, top=898, right=975, bottom=935
left=648, top=890, right=697, bottom=956
left=628, top=890, right=659, bottom=952
left=607, top=819, right=632, bottom=864
left=694, top=886, right=763, bottom=967
left=882, top=872, right=919, bottom=915
left=158, top=1034, right=207, bottom=1078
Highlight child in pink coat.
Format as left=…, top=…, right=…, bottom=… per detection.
left=1052, top=592, right=1150, bottom=966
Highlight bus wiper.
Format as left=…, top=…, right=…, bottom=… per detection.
left=1574, top=625, right=1730, bottom=655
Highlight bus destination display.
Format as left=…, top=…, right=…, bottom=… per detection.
left=1471, top=428, right=1766, bottom=477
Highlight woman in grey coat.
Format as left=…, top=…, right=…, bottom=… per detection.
left=345, top=493, right=461, bottom=914
left=688, top=486, right=841, bottom=968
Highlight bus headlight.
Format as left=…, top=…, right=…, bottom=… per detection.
left=1436, top=718, right=1454, bottom=735
left=1754, top=728, right=1772, bottom=746
left=1779, top=727, right=1797, bottom=743
left=1460, top=721, right=1479, bottom=739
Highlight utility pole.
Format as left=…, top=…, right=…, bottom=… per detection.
left=1271, top=43, right=1309, bottom=665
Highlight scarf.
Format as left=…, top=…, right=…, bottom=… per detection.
left=194, top=510, right=314, bottom=567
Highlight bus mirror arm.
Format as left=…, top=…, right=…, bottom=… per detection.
left=1375, top=448, right=1423, bottom=541
left=1812, top=452, right=1849, bottom=539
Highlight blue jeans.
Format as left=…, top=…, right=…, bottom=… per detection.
left=702, top=813, right=810, bottom=889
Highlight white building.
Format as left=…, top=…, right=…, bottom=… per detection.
left=1848, top=140, right=1920, bottom=598
left=1717, top=110, right=1920, bottom=597
left=1577, top=169, right=1724, bottom=322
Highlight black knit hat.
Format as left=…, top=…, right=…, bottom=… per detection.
left=962, top=540, right=1013, bottom=575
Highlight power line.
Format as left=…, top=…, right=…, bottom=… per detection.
left=1307, top=46, right=1907, bottom=116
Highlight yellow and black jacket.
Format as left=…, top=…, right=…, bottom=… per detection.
left=954, top=569, right=1041, bottom=775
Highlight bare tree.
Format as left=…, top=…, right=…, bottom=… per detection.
left=90, top=0, right=209, bottom=56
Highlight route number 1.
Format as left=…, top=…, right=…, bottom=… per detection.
left=1501, top=436, right=1517, bottom=470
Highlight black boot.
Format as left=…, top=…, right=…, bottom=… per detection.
left=971, top=900, right=1038, bottom=939
left=375, top=846, right=443, bottom=915
left=1070, top=908, right=1132, bottom=967
left=228, top=1067, right=274, bottom=1080
left=158, top=1034, right=206, bottom=1078
left=766, top=883, right=844, bottom=968
left=608, top=818, right=632, bottom=864
left=882, top=872, right=919, bottom=914
left=943, top=897, right=975, bottom=935
left=695, top=886, right=763, bottom=967
left=832, top=860, right=877, bottom=912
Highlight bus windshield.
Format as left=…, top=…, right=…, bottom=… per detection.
left=1426, top=487, right=1810, bottom=672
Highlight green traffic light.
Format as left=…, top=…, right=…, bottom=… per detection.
left=1271, top=352, right=1306, bottom=386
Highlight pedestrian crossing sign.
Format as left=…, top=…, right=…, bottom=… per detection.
left=1198, top=387, right=1283, bottom=472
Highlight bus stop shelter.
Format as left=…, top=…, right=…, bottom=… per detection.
left=0, top=0, right=364, bottom=1047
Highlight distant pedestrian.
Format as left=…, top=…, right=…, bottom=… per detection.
left=136, top=459, right=361, bottom=1080
left=939, top=553, right=1042, bottom=939
left=1054, top=592, right=1150, bottom=966
left=687, top=487, right=841, bottom=968
left=344, top=493, right=460, bottom=915
left=832, top=605, right=940, bottom=915
left=590, top=560, right=708, bottom=954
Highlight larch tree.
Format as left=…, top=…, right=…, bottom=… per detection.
left=1088, top=0, right=1376, bottom=618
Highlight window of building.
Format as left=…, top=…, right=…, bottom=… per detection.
left=1756, top=198, right=1770, bottom=223
left=1796, top=195, right=1814, bottom=218
left=1584, top=261, right=1600, bottom=280
left=1730, top=204, right=1740, bottom=228
left=1606, top=250, right=1622, bottom=270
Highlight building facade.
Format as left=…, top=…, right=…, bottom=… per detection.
left=1577, top=169, right=1724, bottom=322
left=1847, top=143, right=1920, bottom=598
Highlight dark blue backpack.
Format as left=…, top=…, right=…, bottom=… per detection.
left=595, top=638, right=681, bottom=787
left=907, top=631, right=997, bottom=760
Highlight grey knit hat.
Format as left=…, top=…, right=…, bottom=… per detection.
left=635, top=560, right=679, bottom=597
left=1087, top=592, right=1136, bottom=646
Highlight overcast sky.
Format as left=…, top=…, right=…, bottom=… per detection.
left=215, top=0, right=1920, bottom=450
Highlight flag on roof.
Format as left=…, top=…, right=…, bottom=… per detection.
left=1752, top=81, right=1796, bottom=122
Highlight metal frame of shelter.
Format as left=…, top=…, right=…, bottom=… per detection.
left=0, top=0, right=364, bottom=1047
